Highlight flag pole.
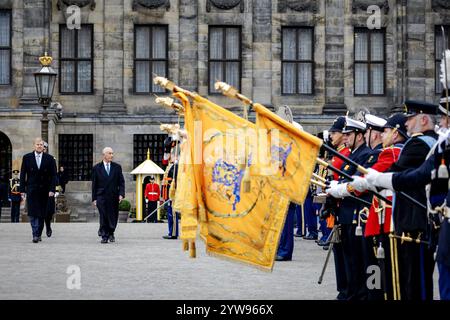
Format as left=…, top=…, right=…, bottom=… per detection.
left=441, top=26, right=449, bottom=128
left=320, top=144, right=426, bottom=210
left=153, top=75, right=197, bottom=98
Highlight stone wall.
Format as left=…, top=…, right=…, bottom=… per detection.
left=1, top=0, right=450, bottom=217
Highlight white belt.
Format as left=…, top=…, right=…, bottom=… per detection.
left=148, top=192, right=158, bottom=195
left=380, top=189, right=393, bottom=197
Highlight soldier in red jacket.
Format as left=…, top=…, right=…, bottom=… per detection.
left=350, top=113, right=408, bottom=300
left=145, top=175, right=160, bottom=223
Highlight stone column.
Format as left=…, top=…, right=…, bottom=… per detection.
left=20, top=0, right=48, bottom=109
left=252, top=0, right=272, bottom=106
left=323, top=0, right=346, bottom=114
left=101, top=0, right=126, bottom=113
left=178, top=0, right=198, bottom=92
left=405, top=0, right=426, bottom=100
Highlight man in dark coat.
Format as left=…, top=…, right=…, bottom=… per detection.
left=92, top=147, right=125, bottom=244
left=20, top=138, right=57, bottom=243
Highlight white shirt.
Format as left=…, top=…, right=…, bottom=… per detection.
left=34, top=151, right=42, bottom=169
left=103, top=161, right=111, bottom=174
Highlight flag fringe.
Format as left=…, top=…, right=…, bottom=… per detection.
left=204, top=249, right=274, bottom=273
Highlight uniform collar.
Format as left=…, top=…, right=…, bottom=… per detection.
left=337, top=144, right=346, bottom=152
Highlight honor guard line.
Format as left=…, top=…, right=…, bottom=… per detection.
left=153, top=75, right=427, bottom=212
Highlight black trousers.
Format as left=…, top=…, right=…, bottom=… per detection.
left=10, top=202, right=20, bottom=223
left=38, top=197, right=55, bottom=235
left=38, top=215, right=53, bottom=236
left=397, top=236, right=435, bottom=300
left=147, top=201, right=158, bottom=223
left=363, top=235, right=387, bottom=300
left=333, top=240, right=349, bottom=299
left=97, top=195, right=119, bottom=239
left=341, top=224, right=368, bottom=300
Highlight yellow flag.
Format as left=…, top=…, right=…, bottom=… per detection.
left=252, top=103, right=322, bottom=205
left=183, top=94, right=290, bottom=271
left=173, top=92, right=201, bottom=242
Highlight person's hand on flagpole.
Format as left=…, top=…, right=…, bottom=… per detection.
left=365, top=168, right=394, bottom=190
left=326, top=180, right=350, bottom=199
left=349, top=176, right=373, bottom=192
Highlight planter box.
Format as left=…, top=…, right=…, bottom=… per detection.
left=55, top=214, right=70, bottom=222
left=118, top=211, right=129, bottom=223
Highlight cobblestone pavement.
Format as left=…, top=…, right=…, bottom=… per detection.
left=0, top=223, right=439, bottom=300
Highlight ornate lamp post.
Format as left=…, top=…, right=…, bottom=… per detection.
left=34, top=52, right=57, bottom=143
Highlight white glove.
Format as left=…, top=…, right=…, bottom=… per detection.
left=145, top=199, right=148, bottom=203
left=365, top=168, right=394, bottom=191
left=55, top=192, right=59, bottom=197
left=326, top=180, right=350, bottom=199
left=349, top=176, right=372, bottom=192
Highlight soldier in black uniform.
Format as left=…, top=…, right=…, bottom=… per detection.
left=326, top=117, right=372, bottom=300
left=364, top=101, right=449, bottom=300
left=8, top=170, right=22, bottom=223
left=364, top=114, right=386, bottom=164
left=364, top=101, right=438, bottom=300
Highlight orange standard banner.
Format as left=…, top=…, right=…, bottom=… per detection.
left=252, top=103, right=322, bottom=205
left=176, top=92, right=290, bottom=271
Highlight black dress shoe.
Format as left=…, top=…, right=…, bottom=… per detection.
left=275, top=255, right=291, bottom=261
left=109, top=235, right=115, bottom=243
left=38, top=236, right=42, bottom=242
left=303, top=234, right=318, bottom=240
left=32, top=237, right=39, bottom=243
left=46, top=228, right=52, bottom=238
left=293, top=233, right=303, bottom=238
left=323, top=244, right=330, bottom=250
left=101, top=238, right=108, bottom=244
left=162, top=235, right=177, bottom=239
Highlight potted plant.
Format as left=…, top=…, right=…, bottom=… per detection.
left=118, top=199, right=131, bottom=222
left=128, top=207, right=136, bottom=223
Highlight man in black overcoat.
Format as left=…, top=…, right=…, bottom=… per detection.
left=92, top=147, right=125, bottom=243
left=20, top=138, right=57, bottom=243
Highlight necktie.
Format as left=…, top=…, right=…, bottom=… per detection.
left=36, top=154, right=41, bottom=169
left=106, top=163, right=110, bottom=175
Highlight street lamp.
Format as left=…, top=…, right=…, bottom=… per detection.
left=34, top=52, right=57, bottom=143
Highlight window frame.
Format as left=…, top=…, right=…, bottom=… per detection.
left=58, top=134, right=93, bottom=182
left=208, top=25, right=242, bottom=95
left=281, top=26, right=315, bottom=96
left=353, top=27, right=386, bottom=97
left=0, top=9, right=12, bottom=86
left=133, top=134, right=167, bottom=180
left=58, top=24, right=94, bottom=95
left=435, top=25, right=450, bottom=94
left=133, top=24, right=169, bottom=95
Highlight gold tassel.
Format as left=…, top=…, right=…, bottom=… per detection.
left=438, top=158, right=449, bottom=179
left=189, top=241, right=196, bottom=258
left=182, top=239, right=189, bottom=251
